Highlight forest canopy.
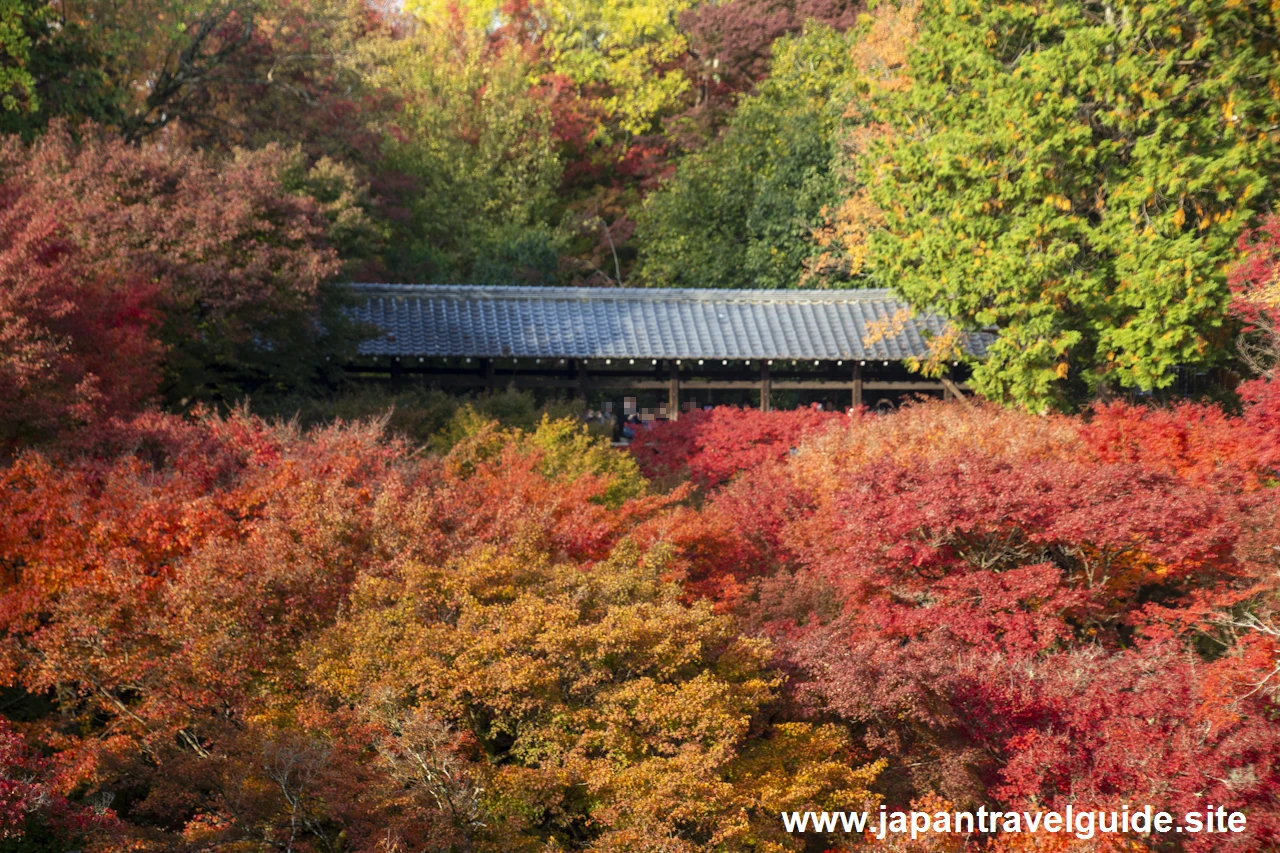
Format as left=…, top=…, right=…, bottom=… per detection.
left=1, top=0, right=1277, bottom=409
left=4, top=0, right=1280, bottom=849
left=5, top=388, right=1280, bottom=850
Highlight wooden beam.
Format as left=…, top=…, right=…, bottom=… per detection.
left=590, top=379, right=675, bottom=390
left=503, top=376, right=580, bottom=389
left=676, top=379, right=763, bottom=390
left=343, top=366, right=971, bottom=396
left=940, top=376, right=973, bottom=407
left=771, top=380, right=868, bottom=391
left=863, top=381, right=964, bottom=391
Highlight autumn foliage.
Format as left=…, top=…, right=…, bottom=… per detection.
left=626, top=395, right=1280, bottom=851
left=0, top=123, right=346, bottom=446
left=0, top=411, right=884, bottom=851
left=0, top=389, right=1277, bottom=851
left=629, top=404, right=841, bottom=487
left=0, top=182, right=161, bottom=448
left=6, top=0, right=1280, bottom=847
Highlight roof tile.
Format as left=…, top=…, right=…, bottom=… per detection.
left=346, top=284, right=992, bottom=361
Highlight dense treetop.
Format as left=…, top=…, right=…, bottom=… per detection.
left=2, top=0, right=1278, bottom=409
left=857, top=0, right=1280, bottom=409
left=4, top=0, right=1280, bottom=850
left=4, top=388, right=1280, bottom=850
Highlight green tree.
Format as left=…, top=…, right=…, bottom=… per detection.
left=634, top=24, right=855, bottom=289
left=861, top=0, right=1280, bottom=410
left=0, top=0, right=37, bottom=116
left=11, top=0, right=377, bottom=151
left=538, top=0, right=696, bottom=137
left=364, top=27, right=566, bottom=283
left=0, top=0, right=118, bottom=139
left=409, top=0, right=697, bottom=139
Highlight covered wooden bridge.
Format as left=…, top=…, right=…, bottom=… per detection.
left=345, top=284, right=991, bottom=415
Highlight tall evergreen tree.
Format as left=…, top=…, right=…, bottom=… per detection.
left=861, top=0, right=1280, bottom=410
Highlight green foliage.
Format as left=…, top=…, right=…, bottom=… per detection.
left=468, top=221, right=568, bottom=286
left=277, top=148, right=388, bottom=268
left=8, top=36, right=119, bottom=141
left=2, top=0, right=123, bottom=141
left=527, top=414, right=646, bottom=506
left=862, top=0, right=1280, bottom=411
left=0, top=0, right=120, bottom=141
left=462, top=389, right=583, bottom=433
left=252, top=385, right=584, bottom=448
left=428, top=401, right=503, bottom=454
left=0, top=0, right=37, bottom=115
left=634, top=25, right=855, bottom=289
left=408, top=0, right=696, bottom=139
left=538, top=0, right=697, bottom=138
left=368, top=29, right=566, bottom=284
left=428, top=410, right=647, bottom=506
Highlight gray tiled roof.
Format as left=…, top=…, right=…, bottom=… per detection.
left=347, top=284, right=992, bottom=361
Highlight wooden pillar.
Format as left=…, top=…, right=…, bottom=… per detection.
left=390, top=358, right=403, bottom=392
left=668, top=362, right=680, bottom=420
left=482, top=358, right=496, bottom=392
left=852, top=362, right=863, bottom=409
left=760, top=361, right=771, bottom=412
left=574, top=359, right=588, bottom=399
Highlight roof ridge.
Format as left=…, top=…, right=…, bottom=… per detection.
left=344, top=283, right=898, bottom=302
